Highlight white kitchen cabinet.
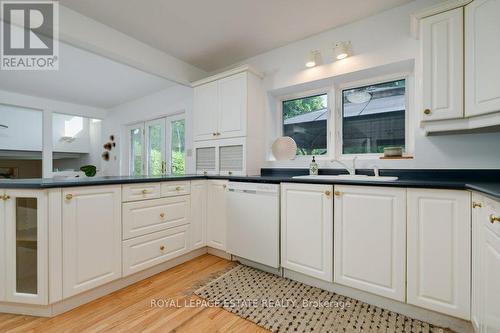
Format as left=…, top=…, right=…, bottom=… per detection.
left=217, top=73, right=247, bottom=139
left=465, top=0, right=500, bottom=117
left=472, top=193, right=500, bottom=333
left=281, top=183, right=333, bottom=282
left=62, top=185, right=122, bottom=298
left=407, top=189, right=471, bottom=320
left=193, top=72, right=248, bottom=141
left=190, top=180, right=207, bottom=249
left=206, top=180, right=228, bottom=251
left=1, top=190, right=48, bottom=305
left=333, top=185, right=406, bottom=301
left=421, top=7, right=463, bottom=121
left=193, top=81, right=219, bottom=141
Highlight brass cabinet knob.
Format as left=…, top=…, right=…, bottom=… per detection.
left=489, top=215, right=500, bottom=224
left=424, top=108, right=431, bottom=115
left=228, top=171, right=233, bottom=175
left=212, top=133, right=217, bottom=136
left=175, top=186, right=181, bottom=191
left=472, top=202, right=483, bottom=209
left=334, top=191, right=341, bottom=196
left=160, top=213, right=165, bottom=218
left=65, top=194, right=73, bottom=200
left=160, top=245, right=165, bottom=251
left=217, top=132, right=221, bottom=136
left=1, top=194, right=10, bottom=201
left=325, top=190, right=331, bottom=196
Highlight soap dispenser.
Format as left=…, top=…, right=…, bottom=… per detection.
left=309, top=156, right=318, bottom=175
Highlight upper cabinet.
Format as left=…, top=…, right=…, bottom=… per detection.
left=465, top=0, right=500, bottom=117
left=421, top=8, right=463, bottom=121
left=192, top=66, right=266, bottom=176
left=193, top=68, right=257, bottom=141
left=418, top=0, right=500, bottom=134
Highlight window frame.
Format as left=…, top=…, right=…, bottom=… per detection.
left=126, top=122, right=145, bottom=176
left=335, top=73, right=412, bottom=160
left=278, top=87, right=333, bottom=160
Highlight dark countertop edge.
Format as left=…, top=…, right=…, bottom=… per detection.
left=0, top=174, right=499, bottom=200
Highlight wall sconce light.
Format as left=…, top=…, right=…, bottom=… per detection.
left=305, top=50, right=321, bottom=68
left=333, top=41, right=352, bottom=60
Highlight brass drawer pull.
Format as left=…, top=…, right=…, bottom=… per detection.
left=142, top=189, right=151, bottom=195
left=325, top=191, right=331, bottom=196
left=334, top=191, right=341, bottom=196
left=160, top=245, right=165, bottom=251
left=472, top=202, right=482, bottom=209
left=65, top=194, right=73, bottom=200
left=175, top=186, right=181, bottom=191
left=1, top=194, right=10, bottom=201
left=490, top=215, right=500, bottom=224
left=160, top=213, right=165, bottom=219
left=424, top=108, right=431, bottom=115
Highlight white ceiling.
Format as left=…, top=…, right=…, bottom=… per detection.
left=60, top=0, right=413, bottom=72
left=0, top=42, right=176, bottom=109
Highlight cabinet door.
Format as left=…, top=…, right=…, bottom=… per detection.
left=421, top=8, right=463, bottom=121
left=206, top=180, right=227, bottom=250
left=190, top=180, right=207, bottom=249
left=4, top=190, right=48, bottom=305
left=407, top=189, right=471, bottom=320
left=334, top=185, right=406, bottom=301
left=193, top=81, right=219, bottom=141
left=218, top=73, right=247, bottom=139
left=480, top=225, right=500, bottom=332
left=281, top=183, right=333, bottom=282
left=465, top=0, right=500, bottom=117
left=471, top=193, right=483, bottom=332
left=62, top=186, right=121, bottom=298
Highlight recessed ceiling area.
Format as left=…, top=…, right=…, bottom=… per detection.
left=59, top=0, right=413, bottom=72
left=0, top=42, right=176, bottom=109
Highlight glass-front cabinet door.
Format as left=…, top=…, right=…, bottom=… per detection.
left=3, top=190, right=48, bottom=305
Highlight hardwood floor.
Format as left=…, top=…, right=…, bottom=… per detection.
left=0, top=254, right=268, bottom=333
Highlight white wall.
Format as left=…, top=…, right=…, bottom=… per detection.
left=102, top=84, right=194, bottom=176
left=215, top=0, right=500, bottom=169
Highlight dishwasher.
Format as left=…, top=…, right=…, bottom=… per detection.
left=226, top=182, right=280, bottom=268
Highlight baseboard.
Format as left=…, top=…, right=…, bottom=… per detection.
left=0, top=247, right=208, bottom=317
left=207, top=246, right=231, bottom=259
left=283, top=269, right=474, bottom=333
left=232, top=255, right=282, bottom=276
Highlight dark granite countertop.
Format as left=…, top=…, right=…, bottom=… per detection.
left=1, top=169, right=499, bottom=201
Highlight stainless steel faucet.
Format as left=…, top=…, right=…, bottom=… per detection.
left=330, top=156, right=357, bottom=175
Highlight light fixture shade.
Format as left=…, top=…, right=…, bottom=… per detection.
left=305, top=50, right=321, bottom=68
left=333, top=41, right=351, bottom=60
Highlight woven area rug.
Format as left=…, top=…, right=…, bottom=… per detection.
left=195, top=265, right=451, bottom=333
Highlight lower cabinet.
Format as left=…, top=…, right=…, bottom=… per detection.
left=333, top=185, right=406, bottom=301
left=206, top=180, right=228, bottom=250
left=62, top=186, right=122, bottom=298
left=122, top=225, right=189, bottom=276
left=472, top=193, right=500, bottom=333
left=281, top=183, right=333, bottom=282
left=1, top=189, right=48, bottom=305
left=190, top=180, right=208, bottom=249
left=407, top=189, right=471, bottom=320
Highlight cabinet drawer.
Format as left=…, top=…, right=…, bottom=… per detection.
left=122, top=183, right=161, bottom=202
left=161, top=181, right=190, bottom=197
left=122, top=196, right=190, bottom=240
left=122, top=225, right=189, bottom=276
